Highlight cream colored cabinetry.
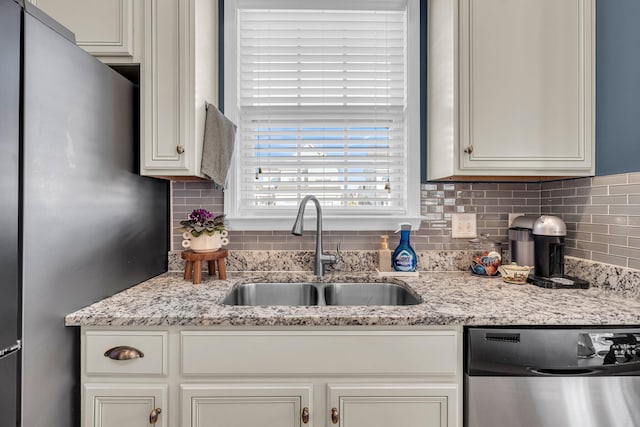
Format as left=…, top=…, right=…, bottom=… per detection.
left=179, top=383, right=455, bottom=427
left=84, top=384, right=167, bottom=427
left=141, top=0, right=217, bottom=178
left=181, top=384, right=313, bottom=427
left=28, top=0, right=142, bottom=63
left=30, top=0, right=218, bottom=178
left=179, top=329, right=460, bottom=426
left=328, top=384, right=456, bottom=427
left=81, top=327, right=462, bottom=427
left=82, top=330, right=169, bottom=427
left=427, top=0, right=595, bottom=180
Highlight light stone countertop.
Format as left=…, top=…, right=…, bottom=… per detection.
left=65, top=271, right=640, bottom=327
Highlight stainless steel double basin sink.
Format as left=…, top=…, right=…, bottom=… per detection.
left=221, top=282, right=422, bottom=306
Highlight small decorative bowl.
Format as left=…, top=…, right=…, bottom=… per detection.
left=470, top=250, right=502, bottom=276
left=497, top=263, right=534, bottom=284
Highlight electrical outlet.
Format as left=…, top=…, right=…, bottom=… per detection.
left=451, top=213, right=477, bottom=238
left=508, top=213, right=525, bottom=227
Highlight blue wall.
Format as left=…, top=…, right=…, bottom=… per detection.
left=596, top=0, right=640, bottom=175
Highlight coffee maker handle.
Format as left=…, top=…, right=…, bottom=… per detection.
left=550, top=242, right=565, bottom=276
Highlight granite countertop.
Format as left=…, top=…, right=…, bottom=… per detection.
left=65, top=271, right=640, bottom=327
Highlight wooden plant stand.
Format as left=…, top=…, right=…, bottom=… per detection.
left=181, top=249, right=228, bottom=284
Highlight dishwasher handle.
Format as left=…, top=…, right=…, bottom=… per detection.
left=530, top=368, right=596, bottom=376
left=469, top=359, right=640, bottom=376
left=469, top=361, right=640, bottom=377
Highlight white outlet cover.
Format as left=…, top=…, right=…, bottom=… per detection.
left=451, top=213, right=477, bottom=238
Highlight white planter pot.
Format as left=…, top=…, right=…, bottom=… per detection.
left=182, top=230, right=229, bottom=253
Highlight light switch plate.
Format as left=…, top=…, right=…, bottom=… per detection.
left=451, top=213, right=477, bottom=238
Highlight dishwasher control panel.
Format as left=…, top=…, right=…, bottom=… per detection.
left=466, top=327, right=640, bottom=376
left=580, top=332, right=640, bottom=365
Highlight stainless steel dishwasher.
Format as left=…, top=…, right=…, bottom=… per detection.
left=465, top=327, right=640, bottom=427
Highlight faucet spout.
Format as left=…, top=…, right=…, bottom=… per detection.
left=291, top=195, right=337, bottom=276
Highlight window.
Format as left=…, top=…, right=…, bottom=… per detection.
left=224, top=0, right=421, bottom=230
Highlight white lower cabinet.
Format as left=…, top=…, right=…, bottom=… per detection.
left=181, top=384, right=312, bottom=427
left=179, top=382, right=457, bottom=427
left=84, top=384, right=167, bottom=427
left=328, top=384, right=456, bottom=427
left=81, top=327, right=462, bottom=427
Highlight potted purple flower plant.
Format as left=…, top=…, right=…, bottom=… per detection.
left=179, top=208, right=225, bottom=237
left=179, top=209, right=228, bottom=252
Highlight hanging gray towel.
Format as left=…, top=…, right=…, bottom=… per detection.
left=201, top=101, right=237, bottom=188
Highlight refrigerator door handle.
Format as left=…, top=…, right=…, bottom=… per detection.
left=0, top=340, right=21, bottom=358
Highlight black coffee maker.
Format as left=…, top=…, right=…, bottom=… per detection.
left=533, top=215, right=566, bottom=277
left=527, top=215, right=589, bottom=289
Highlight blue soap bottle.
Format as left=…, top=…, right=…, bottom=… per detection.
left=392, top=223, right=417, bottom=272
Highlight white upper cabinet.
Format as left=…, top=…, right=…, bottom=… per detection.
left=140, top=0, right=217, bottom=178
left=29, top=0, right=142, bottom=63
left=427, top=0, right=595, bottom=180
left=32, top=0, right=218, bottom=179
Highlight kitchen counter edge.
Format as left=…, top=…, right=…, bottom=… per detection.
left=64, top=271, right=640, bottom=327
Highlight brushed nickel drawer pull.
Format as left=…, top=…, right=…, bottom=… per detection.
left=104, top=346, right=144, bottom=360
left=331, top=407, right=339, bottom=424
left=301, top=407, right=309, bottom=424
left=149, top=407, right=161, bottom=424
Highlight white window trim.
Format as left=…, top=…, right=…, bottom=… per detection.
left=223, top=0, right=423, bottom=231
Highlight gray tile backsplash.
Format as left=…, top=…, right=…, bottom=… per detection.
left=541, top=172, right=640, bottom=269
left=172, top=181, right=540, bottom=252
left=172, top=172, right=640, bottom=271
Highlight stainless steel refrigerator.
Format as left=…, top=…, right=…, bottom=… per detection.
left=0, top=1, right=169, bottom=426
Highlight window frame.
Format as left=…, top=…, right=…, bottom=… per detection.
left=223, top=0, right=423, bottom=231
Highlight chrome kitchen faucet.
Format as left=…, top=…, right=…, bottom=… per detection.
left=291, top=195, right=338, bottom=276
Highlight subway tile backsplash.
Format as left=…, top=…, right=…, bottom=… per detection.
left=541, top=172, right=640, bottom=269
left=171, top=172, right=640, bottom=271
left=171, top=181, right=541, bottom=252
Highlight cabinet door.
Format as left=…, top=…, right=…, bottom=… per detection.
left=458, top=0, right=594, bottom=174
left=141, top=0, right=217, bottom=177
left=327, top=384, right=457, bottom=427
left=84, top=384, right=167, bottom=427
left=142, top=0, right=186, bottom=173
left=181, top=384, right=313, bottom=427
left=28, top=0, right=140, bottom=62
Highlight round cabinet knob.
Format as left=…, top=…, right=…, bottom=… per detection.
left=149, top=407, right=162, bottom=424
left=176, top=145, right=185, bottom=154
left=463, top=145, right=473, bottom=154
left=301, top=407, right=310, bottom=424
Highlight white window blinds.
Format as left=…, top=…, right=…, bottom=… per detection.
left=234, top=4, right=408, bottom=217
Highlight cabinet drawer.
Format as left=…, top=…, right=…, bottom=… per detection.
left=181, top=330, right=458, bottom=376
left=85, top=330, right=168, bottom=376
